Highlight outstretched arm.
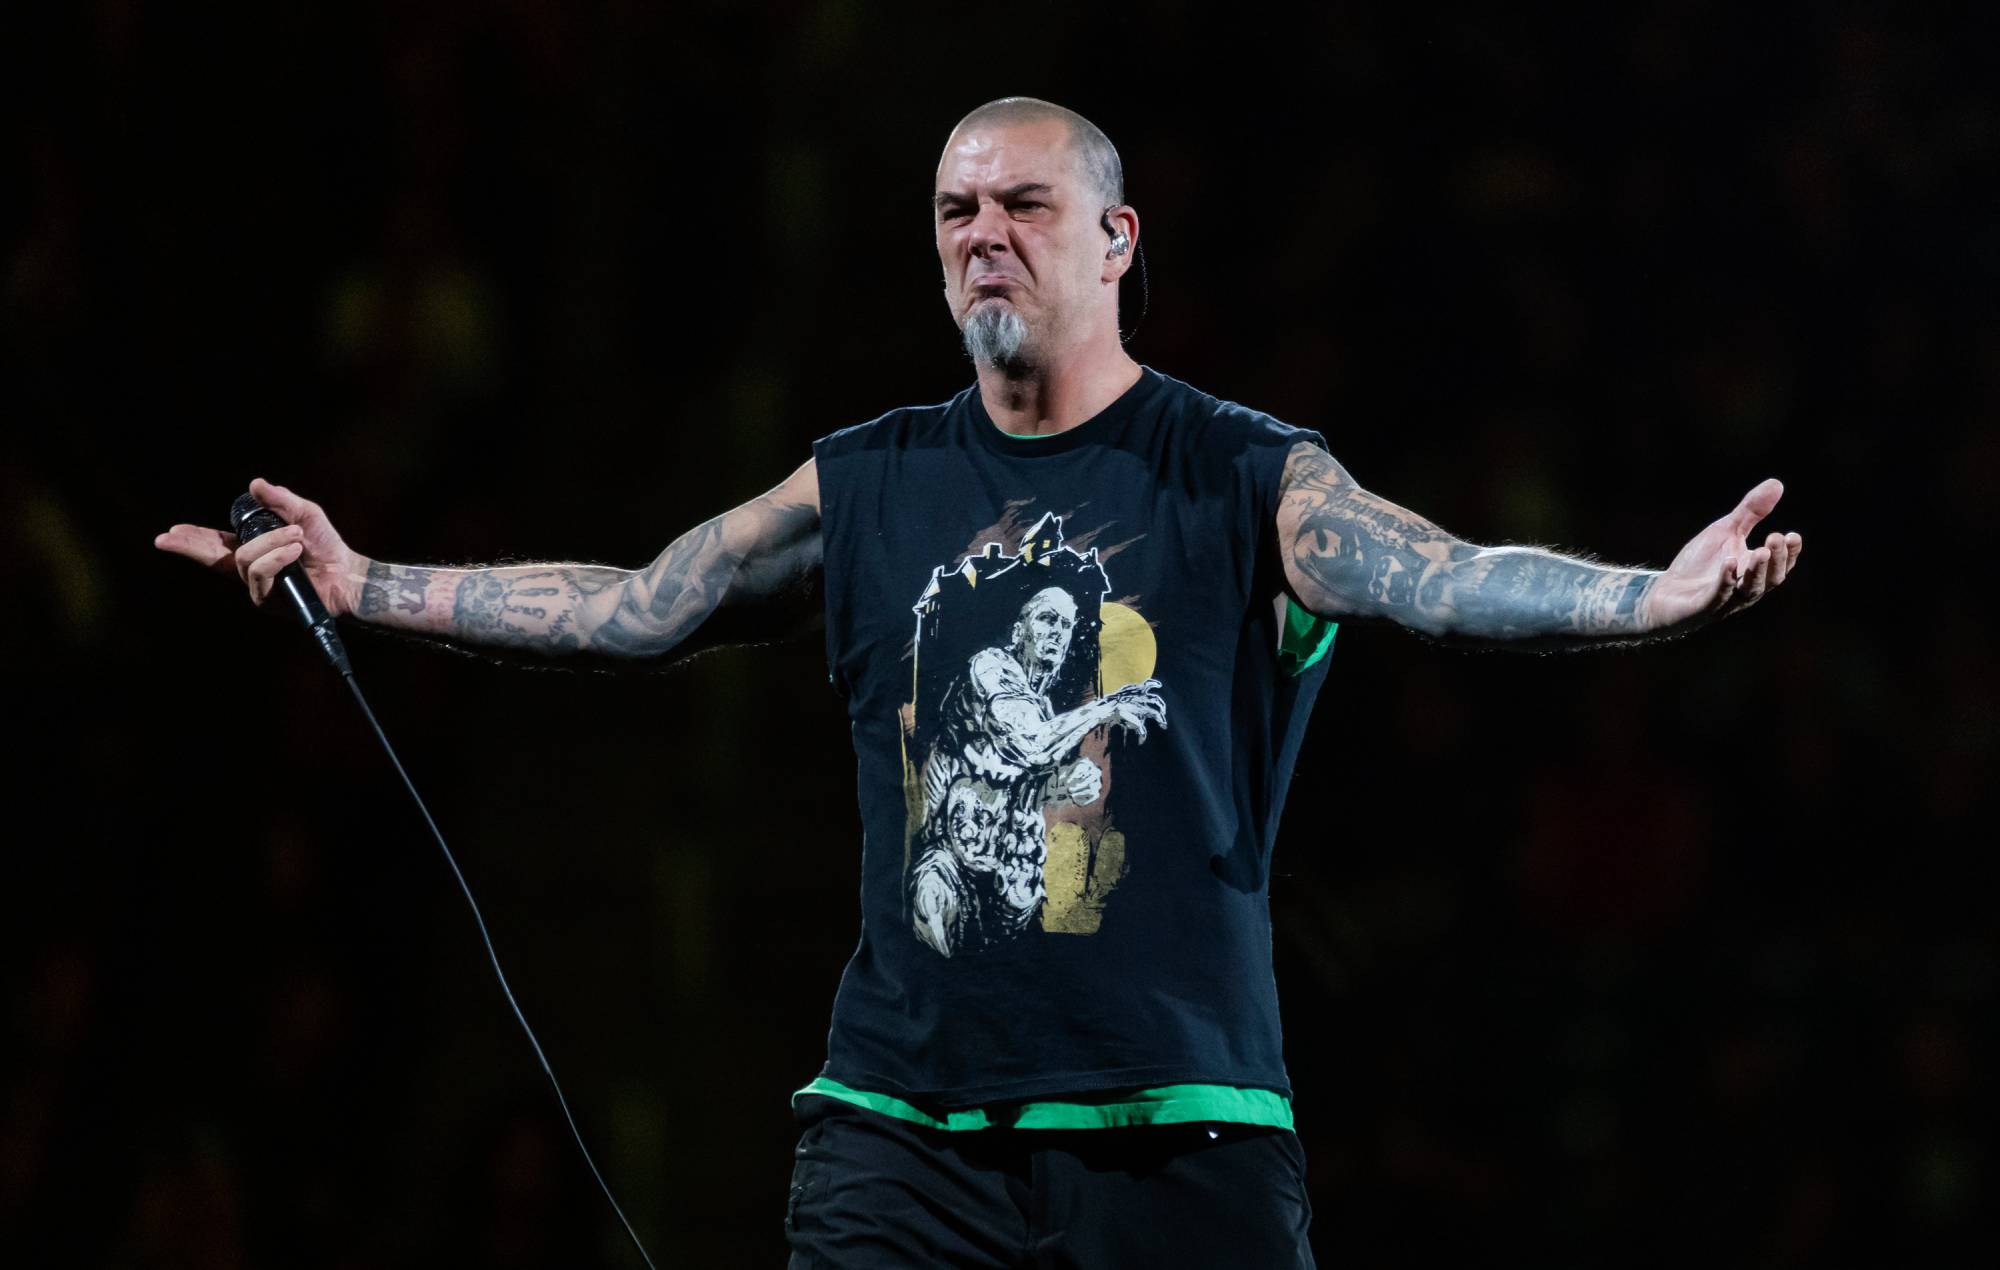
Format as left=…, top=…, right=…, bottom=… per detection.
left=965, top=651, right=1165, bottom=768
left=358, top=459, right=820, bottom=663
left=987, top=683, right=1164, bottom=768
left=1276, top=441, right=1802, bottom=649
left=157, top=459, right=822, bottom=668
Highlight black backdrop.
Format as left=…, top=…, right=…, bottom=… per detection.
left=5, top=2, right=1993, bottom=1266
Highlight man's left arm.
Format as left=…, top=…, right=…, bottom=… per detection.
left=1276, top=440, right=1804, bottom=648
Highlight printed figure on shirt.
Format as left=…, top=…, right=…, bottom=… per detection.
left=904, top=511, right=1167, bottom=957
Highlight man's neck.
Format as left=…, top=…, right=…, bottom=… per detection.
left=977, top=338, right=1142, bottom=438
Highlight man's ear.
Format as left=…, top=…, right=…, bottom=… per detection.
left=1100, top=204, right=1139, bottom=280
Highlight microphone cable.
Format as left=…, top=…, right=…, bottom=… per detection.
left=223, top=493, right=656, bottom=1265
left=340, top=667, right=661, bottom=1270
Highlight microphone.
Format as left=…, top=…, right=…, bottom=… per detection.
left=229, top=493, right=353, bottom=676
left=218, top=497, right=658, bottom=1269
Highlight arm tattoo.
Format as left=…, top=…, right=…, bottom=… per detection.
left=350, top=485, right=821, bottom=666
left=591, top=518, right=732, bottom=657
left=359, top=560, right=433, bottom=617
left=1280, top=442, right=1658, bottom=647
left=449, top=567, right=621, bottom=654
left=1429, top=548, right=1655, bottom=642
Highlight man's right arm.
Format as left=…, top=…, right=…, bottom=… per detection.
left=353, top=459, right=821, bottom=661
left=156, top=459, right=823, bottom=667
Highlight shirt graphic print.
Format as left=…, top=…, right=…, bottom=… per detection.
left=903, top=508, right=1166, bottom=957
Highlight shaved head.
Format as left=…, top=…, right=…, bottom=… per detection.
left=934, top=97, right=1138, bottom=379
left=947, top=97, right=1123, bottom=210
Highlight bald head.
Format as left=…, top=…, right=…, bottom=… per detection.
left=947, top=97, right=1123, bottom=210
left=935, top=97, right=1138, bottom=375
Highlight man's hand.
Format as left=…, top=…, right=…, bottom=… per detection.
left=154, top=477, right=365, bottom=618
left=1638, top=478, right=1804, bottom=634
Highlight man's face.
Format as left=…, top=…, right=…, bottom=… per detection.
left=935, top=120, right=1109, bottom=366
left=1013, top=587, right=1078, bottom=680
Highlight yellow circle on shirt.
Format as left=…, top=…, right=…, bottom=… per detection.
left=1097, top=601, right=1157, bottom=692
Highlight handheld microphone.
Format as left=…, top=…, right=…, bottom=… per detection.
left=217, top=492, right=657, bottom=1268
left=228, top=493, right=353, bottom=676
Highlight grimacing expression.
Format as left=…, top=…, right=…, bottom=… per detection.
left=935, top=120, right=1114, bottom=355
left=1013, top=587, right=1077, bottom=681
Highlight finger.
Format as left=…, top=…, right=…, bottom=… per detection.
left=1717, top=553, right=1752, bottom=610
left=244, top=540, right=305, bottom=604
left=1786, top=532, right=1802, bottom=573
left=1738, top=546, right=1773, bottom=606
left=234, top=528, right=300, bottom=588
left=231, top=523, right=304, bottom=575
left=1765, top=532, right=1789, bottom=587
left=1710, top=558, right=1739, bottom=610
left=248, top=477, right=320, bottom=527
left=156, top=523, right=221, bottom=546
left=154, top=524, right=235, bottom=570
left=1730, top=477, right=1784, bottom=536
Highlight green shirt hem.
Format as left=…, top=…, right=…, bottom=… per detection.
left=792, top=1076, right=1295, bottom=1131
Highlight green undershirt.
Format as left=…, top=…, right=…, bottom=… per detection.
left=1279, top=591, right=1340, bottom=677
left=810, top=436, right=1336, bottom=1129
left=792, top=1075, right=1296, bottom=1131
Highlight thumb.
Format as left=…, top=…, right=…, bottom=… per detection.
left=248, top=477, right=314, bottom=526
left=1730, top=477, right=1784, bottom=535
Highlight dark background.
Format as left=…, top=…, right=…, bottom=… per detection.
left=5, top=1, right=1994, bottom=1266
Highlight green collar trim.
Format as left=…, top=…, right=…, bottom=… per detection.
left=792, top=1076, right=1294, bottom=1131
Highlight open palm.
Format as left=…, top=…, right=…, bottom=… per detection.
left=1639, top=477, right=1803, bottom=633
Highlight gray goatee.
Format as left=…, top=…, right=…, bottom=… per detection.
left=962, top=301, right=1030, bottom=372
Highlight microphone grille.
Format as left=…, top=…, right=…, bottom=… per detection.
left=228, top=493, right=285, bottom=541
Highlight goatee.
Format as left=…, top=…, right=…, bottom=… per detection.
left=962, top=301, right=1031, bottom=373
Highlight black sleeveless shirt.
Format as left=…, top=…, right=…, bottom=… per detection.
left=808, top=366, right=1333, bottom=1107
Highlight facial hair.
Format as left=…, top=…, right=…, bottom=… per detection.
left=961, top=299, right=1031, bottom=373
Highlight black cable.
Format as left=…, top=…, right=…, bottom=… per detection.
left=1119, top=239, right=1150, bottom=346
left=341, top=670, right=660, bottom=1270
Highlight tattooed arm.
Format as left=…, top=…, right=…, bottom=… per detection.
left=1275, top=441, right=1803, bottom=649
left=157, top=461, right=822, bottom=667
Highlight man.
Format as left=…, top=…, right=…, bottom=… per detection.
left=158, top=97, right=1802, bottom=1266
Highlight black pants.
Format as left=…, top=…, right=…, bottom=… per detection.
left=784, top=1095, right=1316, bottom=1268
